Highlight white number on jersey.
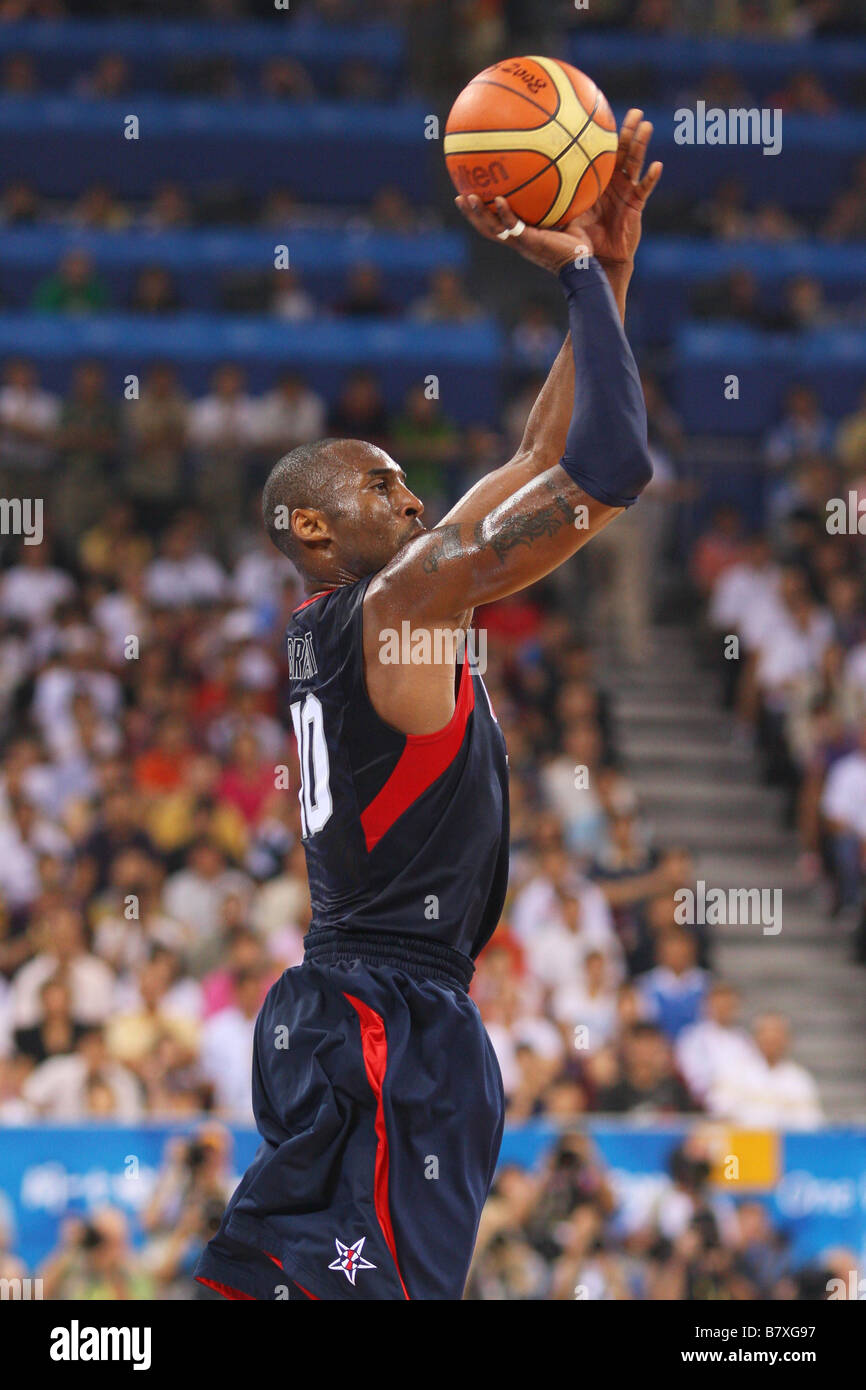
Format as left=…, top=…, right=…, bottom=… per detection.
left=289, top=693, right=333, bottom=837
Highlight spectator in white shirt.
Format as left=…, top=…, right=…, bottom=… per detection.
left=145, top=517, right=227, bottom=608
left=21, top=1025, right=142, bottom=1120
left=269, top=268, right=316, bottom=322
left=0, top=542, right=74, bottom=627
left=188, top=364, right=260, bottom=455
left=254, top=371, right=325, bottom=456
left=0, top=794, right=70, bottom=909
left=708, top=535, right=779, bottom=638
left=482, top=973, right=564, bottom=1102
left=511, top=846, right=618, bottom=950
left=709, top=1013, right=823, bottom=1128
left=199, top=970, right=262, bottom=1121
left=745, top=568, right=833, bottom=712
left=675, top=981, right=756, bottom=1106
left=231, top=529, right=296, bottom=615
left=31, top=625, right=123, bottom=748
left=522, top=880, right=624, bottom=1002
left=540, top=720, right=613, bottom=859
left=820, top=723, right=866, bottom=908
left=0, top=357, right=59, bottom=475
left=12, top=905, right=116, bottom=1029
left=162, top=840, right=254, bottom=968
left=550, top=948, right=618, bottom=1053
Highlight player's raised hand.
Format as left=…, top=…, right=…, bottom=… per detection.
left=454, top=192, right=593, bottom=274
left=563, top=108, right=662, bottom=267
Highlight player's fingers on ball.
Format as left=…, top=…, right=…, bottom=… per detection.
left=462, top=194, right=497, bottom=236
left=493, top=195, right=516, bottom=222
left=492, top=196, right=520, bottom=231
left=624, top=120, right=653, bottom=183
left=618, top=108, right=642, bottom=144
left=638, top=160, right=663, bottom=200
left=478, top=202, right=510, bottom=237
left=455, top=194, right=481, bottom=225
left=616, top=109, right=643, bottom=165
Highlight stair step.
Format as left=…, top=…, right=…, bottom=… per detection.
left=607, top=614, right=866, bottom=1120
left=693, top=850, right=802, bottom=882
left=635, top=777, right=782, bottom=809
left=616, top=703, right=729, bottom=731
left=645, top=817, right=791, bottom=852
left=620, top=733, right=755, bottom=766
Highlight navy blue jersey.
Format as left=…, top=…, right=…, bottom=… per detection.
left=196, top=574, right=509, bottom=1300
left=286, top=575, right=509, bottom=960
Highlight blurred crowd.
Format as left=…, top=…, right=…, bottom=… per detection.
left=1, top=1122, right=857, bottom=1299
left=0, top=465, right=827, bottom=1135
left=467, top=1130, right=858, bottom=1300
left=693, top=382, right=866, bottom=952
left=2, top=0, right=862, bottom=37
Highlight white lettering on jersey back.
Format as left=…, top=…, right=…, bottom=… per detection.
left=287, top=632, right=317, bottom=680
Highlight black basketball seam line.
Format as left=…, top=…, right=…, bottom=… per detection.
left=467, top=157, right=562, bottom=212
left=548, top=89, right=602, bottom=169
left=461, top=74, right=564, bottom=134
left=540, top=145, right=607, bottom=222
left=455, top=142, right=612, bottom=223
left=567, top=91, right=606, bottom=207
left=484, top=143, right=612, bottom=224
left=577, top=145, right=613, bottom=206
left=447, top=78, right=605, bottom=152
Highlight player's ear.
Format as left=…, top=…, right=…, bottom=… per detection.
left=291, top=507, right=331, bottom=547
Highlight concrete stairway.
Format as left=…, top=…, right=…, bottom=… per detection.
left=600, top=621, right=866, bottom=1121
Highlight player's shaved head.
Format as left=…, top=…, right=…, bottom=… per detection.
left=263, top=438, right=345, bottom=562
left=261, top=437, right=424, bottom=584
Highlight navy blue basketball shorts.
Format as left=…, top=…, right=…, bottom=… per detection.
left=194, top=931, right=505, bottom=1301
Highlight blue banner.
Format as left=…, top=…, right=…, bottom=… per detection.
left=2, top=1122, right=865, bottom=1274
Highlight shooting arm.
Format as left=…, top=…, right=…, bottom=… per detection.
left=368, top=257, right=652, bottom=626
left=440, top=259, right=633, bottom=527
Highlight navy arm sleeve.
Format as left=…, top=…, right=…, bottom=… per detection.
left=556, top=256, right=653, bottom=510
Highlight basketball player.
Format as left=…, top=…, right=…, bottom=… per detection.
left=195, top=110, right=661, bottom=1301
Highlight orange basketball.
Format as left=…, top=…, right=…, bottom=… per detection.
left=444, top=55, right=618, bottom=228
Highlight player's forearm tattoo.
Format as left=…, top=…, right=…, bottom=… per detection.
left=483, top=500, right=569, bottom=562
left=421, top=482, right=579, bottom=572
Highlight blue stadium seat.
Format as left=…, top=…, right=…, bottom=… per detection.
left=0, top=228, right=466, bottom=311
left=0, top=311, right=504, bottom=422
left=673, top=322, right=866, bottom=433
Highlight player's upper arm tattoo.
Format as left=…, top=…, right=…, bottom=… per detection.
left=421, top=523, right=471, bottom=573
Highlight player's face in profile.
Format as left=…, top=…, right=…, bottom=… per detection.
left=330, top=447, right=426, bottom=576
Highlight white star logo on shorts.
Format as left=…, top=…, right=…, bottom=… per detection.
left=328, top=1236, right=376, bottom=1286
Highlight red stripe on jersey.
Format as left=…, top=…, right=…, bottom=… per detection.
left=195, top=1276, right=256, bottom=1300
left=293, top=588, right=337, bottom=614
left=360, top=658, right=474, bottom=852
left=343, top=992, right=410, bottom=1300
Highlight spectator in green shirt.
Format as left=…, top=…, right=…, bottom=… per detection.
left=32, top=249, right=109, bottom=314
left=391, top=384, right=461, bottom=522
left=54, top=361, right=121, bottom=537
